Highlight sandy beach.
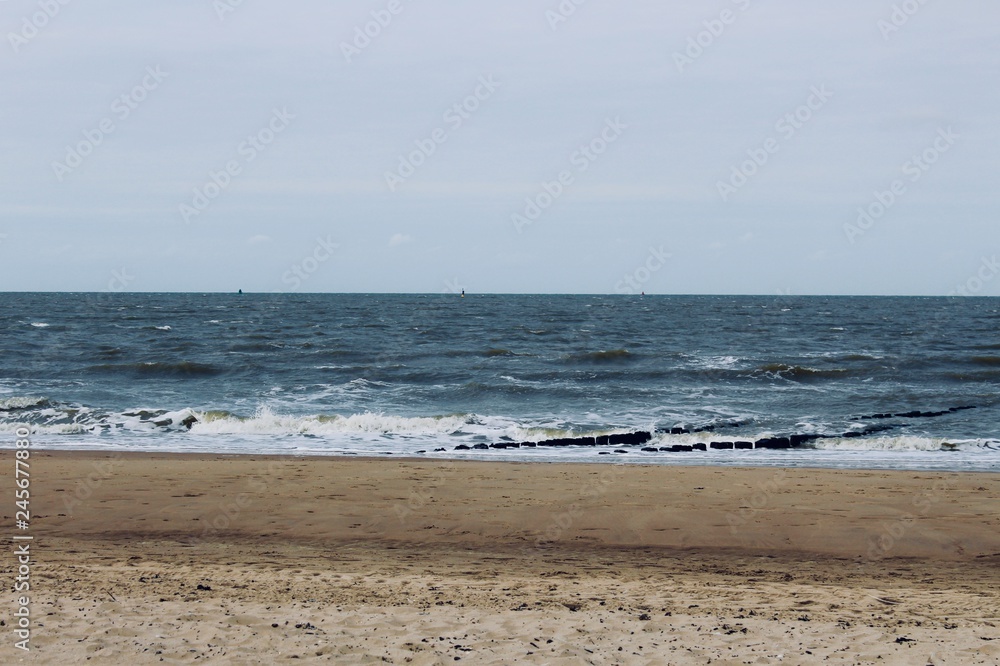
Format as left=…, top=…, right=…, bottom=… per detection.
left=3, top=452, right=999, bottom=664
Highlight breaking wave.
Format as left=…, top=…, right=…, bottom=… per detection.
left=0, top=396, right=51, bottom=411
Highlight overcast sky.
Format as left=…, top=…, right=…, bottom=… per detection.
left=1, top=0, right=997, bottom=295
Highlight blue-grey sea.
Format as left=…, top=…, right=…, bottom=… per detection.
left=1, top=293, right=998, bottom=472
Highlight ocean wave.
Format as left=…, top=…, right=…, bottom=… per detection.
left=484, top=348, right=518, bottom=357
left=97, top=347, right=126, bottom=358
left=309, top=349, right=370, bottom=360
left=3, top=403, right=998, bottom=460
left=0, top=396, right=50, bottom=411
left=638, top=432, right=995, bottom=454
left=190, top=407, right=477, bottom=437
left=838, top=353, right=883, bottom=362
left=0, top=401, right=596, bottom=443
left=811, top=436, right=992, bottom=452
left=452, top=381, right=553, bottom=398
left=943, top=370, right=1000, bottom=382
left=229, top=342, right=287, bottom=352
left=344, top=377, right=391, bottom=389
left=0, top=404, right=200, bottom=434
left=682, top=355, right=743, bottom=371
left=564, top=349, right=635, bottom=364
left=85, top=362, right=224, bottom=377
left=753, top=363, right=850, bottom=381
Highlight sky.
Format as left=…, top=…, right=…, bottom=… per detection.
left=1, top=0, right=998, bottom=295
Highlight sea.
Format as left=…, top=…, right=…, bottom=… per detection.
left=1, top=293, right=998, bottom=472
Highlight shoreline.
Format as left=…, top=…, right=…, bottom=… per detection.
left=4, top=451, right=999, bottom=663
left=7, top=445, right=1000, bottom=475
left=10, top=446, right=1000, bottom=465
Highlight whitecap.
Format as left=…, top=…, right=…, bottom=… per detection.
left=188, top=406, right=477, bottom=437
left=0, top=396, right=48, bottom=410
left=812, top=436, right=980, bottom=452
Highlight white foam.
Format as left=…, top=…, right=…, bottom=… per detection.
left=30, top=322, right=49, bottom=328
left=691, top=355, right=742, bottom=370
left=640, top=432, right=993, bottom=454
left=812, top=436, right=982, bottom=452
left=157, top=408, right=199, bottom=427
left=0, top=396, right=48, bottom=410
left=190, top=406, right=476, bottom=437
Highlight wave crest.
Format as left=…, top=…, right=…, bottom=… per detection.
left=755, top=363, right=849, bottom=381
left=811, top=436, right=989, bottom=452
left=189, top=407, right=475, bottom=437
left=86, top=362, right=224, bottom=377
left=0, top=396, right=50, bottom=411
left=565, top=349, right=634, bottom=364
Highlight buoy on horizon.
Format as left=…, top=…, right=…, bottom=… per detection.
left=461, top=289, right=465, bottom=298
left=238, top=289, right=243, bottom=294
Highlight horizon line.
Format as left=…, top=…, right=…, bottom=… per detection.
left=0, top=291, right=993, bottom=298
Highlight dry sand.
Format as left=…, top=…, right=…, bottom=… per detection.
left=2, top=451, right=999, bottom=664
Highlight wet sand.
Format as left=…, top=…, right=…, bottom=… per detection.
left=3, top=451, right=999, bottom=664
